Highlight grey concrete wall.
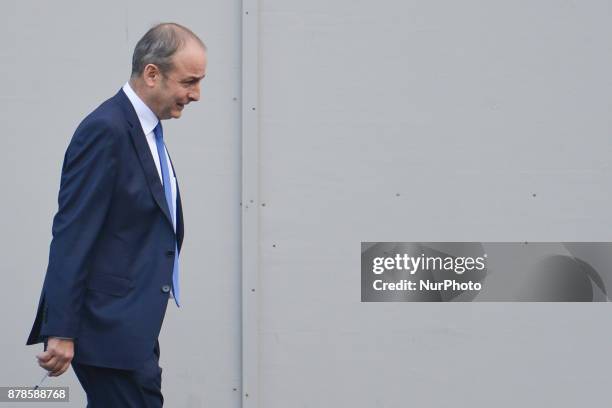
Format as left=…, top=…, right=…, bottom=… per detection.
left=1, top=1, right=242, bottom=406
left=258, top=1, right=612, bottom=407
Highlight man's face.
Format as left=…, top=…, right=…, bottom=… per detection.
left=153, top=40, right=207, bottom=120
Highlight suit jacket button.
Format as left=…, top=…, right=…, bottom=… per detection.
left=166, top=250, right=175, bottom=257
left=161, top=285, right=171, bottom=293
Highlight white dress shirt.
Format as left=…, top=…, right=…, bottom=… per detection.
left=122, top=83, right=178, bottom=231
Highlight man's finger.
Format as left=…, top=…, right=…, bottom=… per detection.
left=39, top=360, right=59, bottom=372
left=38, top=356, right=60, bottom=372
left=51, top=360, right=71, bottom=377
left=36, top=351, right=58, bottom=365
left=36, top=351, right=53, bottom=362
left=37, top=354, right=56, bottom=368
left=52, top=361, right=71, bottom=377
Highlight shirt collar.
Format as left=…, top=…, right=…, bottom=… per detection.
left=122, top=82, right=159, bottom=135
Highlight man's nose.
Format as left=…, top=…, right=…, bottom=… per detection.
left=188, top=84, right=200, bottom=102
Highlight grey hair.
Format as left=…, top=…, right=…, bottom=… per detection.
left=131, top=23, right=206, bottom=77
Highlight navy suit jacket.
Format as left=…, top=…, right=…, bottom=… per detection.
left=26, top=89, right=184, bottom=370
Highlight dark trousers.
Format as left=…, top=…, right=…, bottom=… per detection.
left=72, top=341, right=163, bottom=407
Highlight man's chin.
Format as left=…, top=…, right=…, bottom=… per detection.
left=168, top=110, right=182, bottom=119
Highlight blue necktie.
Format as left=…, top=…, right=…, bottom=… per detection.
left=153, top=122, right=180, bottom=307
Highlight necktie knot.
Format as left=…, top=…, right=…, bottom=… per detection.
left=153, top=121, right=163, bottom=141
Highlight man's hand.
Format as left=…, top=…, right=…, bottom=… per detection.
left=36, top=337, right=74, bottom=377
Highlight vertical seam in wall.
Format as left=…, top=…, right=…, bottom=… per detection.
left=241, top=0, right=260, bottom=407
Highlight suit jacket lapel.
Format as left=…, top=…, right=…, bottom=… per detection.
left=128, top=125, right=175, bottom=229
left=116, top=89, right=174, bottom=230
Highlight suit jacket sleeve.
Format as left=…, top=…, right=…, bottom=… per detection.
left=33, top=118, right=118, bottom=341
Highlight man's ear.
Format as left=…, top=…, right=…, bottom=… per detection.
left=142, top=64, right=161, bottom=87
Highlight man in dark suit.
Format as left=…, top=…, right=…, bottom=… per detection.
left=26, top=22, right=207, bottom=406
